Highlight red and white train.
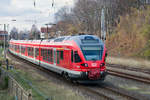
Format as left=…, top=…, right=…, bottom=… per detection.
left=9, top=35, right=107, bottom=82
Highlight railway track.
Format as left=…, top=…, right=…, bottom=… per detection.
left=107, top=63, right=150, bottom=75
left=82, top=85, right=140, bottom=100
left=7, top=51, right=147, bottom=100
left=107, top=69, right=150, bottom=84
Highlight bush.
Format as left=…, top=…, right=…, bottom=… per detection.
left=2, top=76, right=9, bottom=90
left=0, top=69, right=1, bottom=76
left=106, top=7, right=150, bottom=59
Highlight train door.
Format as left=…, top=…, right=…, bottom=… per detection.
left=53, top=48, right=56, bottom=65
left=63, top=49, right=71, bottom=69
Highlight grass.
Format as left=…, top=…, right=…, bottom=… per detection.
left=5, top=66, right=86, bottom=100
left=0, top=70, right=14, bottom=100
left=0, top=90, right=14, bottom=100
left=106, top=7, right=150, bottom=60
left=8, top=69, right=45, bottom=100
left=106, top=56, right=150, bottom=69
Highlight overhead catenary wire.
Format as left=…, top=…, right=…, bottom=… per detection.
left=34, top=0, right=36, bottom=8
left=52, top=0, right=54, bottom=7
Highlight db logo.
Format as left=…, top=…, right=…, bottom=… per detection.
left=92, top=63, right=97, bottom=67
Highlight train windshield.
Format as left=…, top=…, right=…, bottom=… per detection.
left=81, top=45, right=103, bottom=61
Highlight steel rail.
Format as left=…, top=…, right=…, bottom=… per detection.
left=108, top=69, right=150, bottom=84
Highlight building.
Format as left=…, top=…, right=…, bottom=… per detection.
left=41, top=27, right=56, bottom=39
left=0, top=31, right=8, bottom=41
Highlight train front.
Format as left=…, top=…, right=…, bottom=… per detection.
left=70, top=35, right=107, bottom=82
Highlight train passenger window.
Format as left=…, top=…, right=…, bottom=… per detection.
left=57, top=51, right=60, bottom=64
left=21, top=46, right=23, bottom=54
left=16, top=45, right=17, bottom=51
left=24, top=47, right=25, bottom=53
left=21, top=46, right=25, bottom=54
left=42, top=49, right=44, bottom=58
left=43, top=49, right=47, bottom=61
left=42, top=49, right=45, bottom=60
left=41, top=49, right=43, bottom=57
left=27, top=47, right=30, bottom=56
left=27, top=47, right=33, bottom=57
left=46, top=49, right=48, bottom=61
left=31, top=47, right=33, bottom=57
left=60, top=51, right=64, bottom=60
left=50, top=49, right=53, bottom=62
left=35, top=48, right=39, bottom=58
left=45, top=49, right=48, bottom=61
left=44, top=49, right=48, bottom=61
left=15, top=45, right=17, bottom=51
left=43, top=49, right=45, bottom=60
left=18, top=45, right=20, bottom=52
left=71, top=50, right=73, bottom=62
left=48, top=50, right=50, bottom=62
left=74, top=51, right=82, bottom=63
left=29, top=47, right=31, bottom=56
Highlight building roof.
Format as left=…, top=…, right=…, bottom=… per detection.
left=0, top=31, right=8, bottom=34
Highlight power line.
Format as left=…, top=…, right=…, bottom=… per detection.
left=52, top=0, right=54, bottom=7
left=34, top=0, right=36, bottom=8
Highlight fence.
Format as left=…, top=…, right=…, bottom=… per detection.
left=0, top=67, right=32, bottom=100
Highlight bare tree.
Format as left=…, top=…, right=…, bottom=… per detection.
left=10, top=27, right=18, bottom=40
left=18, top=30, right=30, bottom=40
left=29, top=24, right=40, bottom=40
left=54, top=0, right=146, bottom=36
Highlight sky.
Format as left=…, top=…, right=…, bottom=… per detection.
left=0, top=0, right=74, bottom=32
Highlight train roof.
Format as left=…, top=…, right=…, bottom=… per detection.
left=10, top=35, right=104, bottom=46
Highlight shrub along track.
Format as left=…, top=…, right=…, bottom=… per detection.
left=7, top=51, right=145, bottom=100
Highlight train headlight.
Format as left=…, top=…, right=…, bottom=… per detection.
left=81, top=63, right=88, bottom=67
left=85, top=63, right=88, bottom=67
left=76, top=65, right=80, bottom=68
left=100, top=63, right=105, bottom=67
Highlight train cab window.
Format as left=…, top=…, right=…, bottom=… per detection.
left=74, top=51, right=82, bottom=63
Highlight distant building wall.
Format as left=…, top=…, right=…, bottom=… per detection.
left=0, top=31, right=8, bottom=41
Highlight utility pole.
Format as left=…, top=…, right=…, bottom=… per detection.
left=45, top=24, right=49, bottom=39
left=101, top=7, right=106, bottom=43
left=4, top=24, right=6, bottom=59
left=7, top=24, right=9, bottom=41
